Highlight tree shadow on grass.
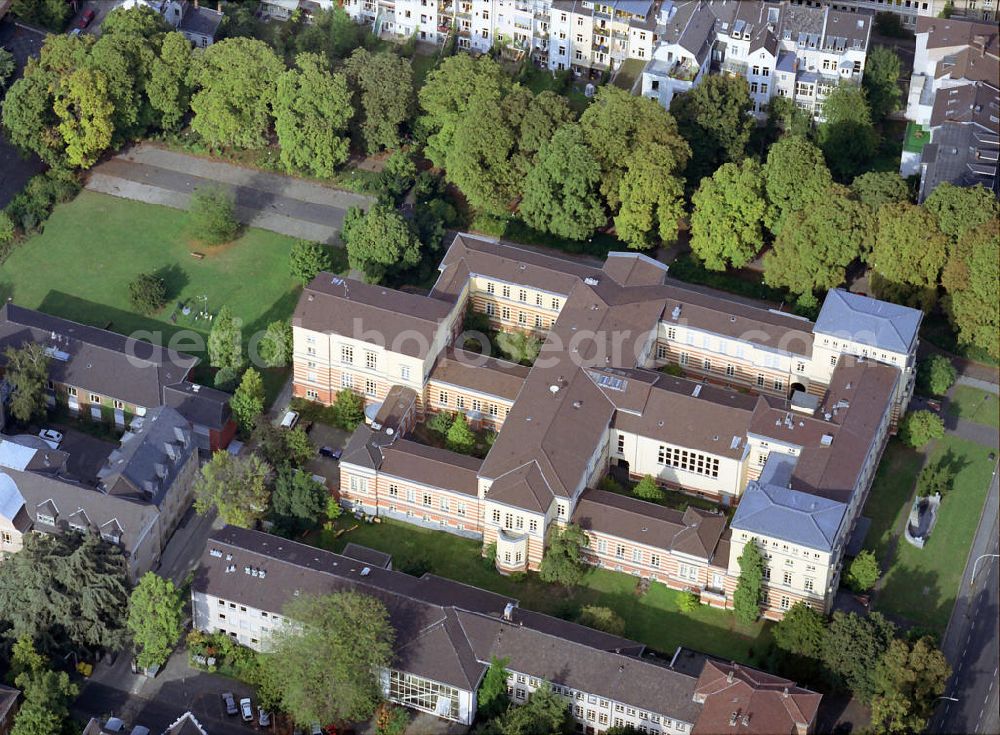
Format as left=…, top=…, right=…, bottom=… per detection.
left=152, top=263, right=190, bottom=302
left=874, top=562, right=950, bottom=635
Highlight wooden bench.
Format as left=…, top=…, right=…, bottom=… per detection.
left=190, top=251, right=205, bottom=260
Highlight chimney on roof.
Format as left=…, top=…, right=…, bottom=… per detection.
left=741, top=714, right=751, bottom=727
left=729, top=712, right=739, bottom=727
left=783, top=687, right=789, bottom=697
left=503, top=602, right=515, bottom=621
left=727, top=669, right=734, bottom=684
left=164, top=442, right=177, bottom=460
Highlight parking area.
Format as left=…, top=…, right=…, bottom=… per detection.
left=303, top=422, right=351, bottom=489
left=69, top=0, right=117, bottom=36
left=0, top=19, right=46, bottom=208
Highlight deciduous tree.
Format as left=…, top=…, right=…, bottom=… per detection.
left=923, top=182, right=1000, bottom=242
left=520, top=123, right=605, bottom=241
left=271, top=466, right=328, bottom=537
left=344, top=49, right=414, bottom=154
left=773, top=601, right=826, bottom=659
left=230, top=368, right=265, bottom=432
left=266, top=591, right=394, bottom=725
left=870, top=637, right=950, bottom=733
left=862, top=46, right=903, bottom=122
left=578, top=86, right=689, bottom=210
left=1, top=68, right=62, bottom=166
left=477, top=657, right=511, bottom=720
left=189, top=184, right=238, bottom=245
left=763, top=136, right=833, bottom=235
left=148, top=32, right=194, bottom=130
left=446, top=412, right=476, bottom=454
left=343, top=203, right=420, bottom=283
left=289, top=239, right=333, bottom=284
left=127, top=572, right=185, bottom=670
left=916, top=355, right=956, bottom=397
left=822, top=610, right=896, bottom=701
left=2, top=343, right=50, bottom=423
left=851, top=171, right=910, bottom=213
left=632, top=475, right=664, bottom=502
left=334, top=388, right=365, bottom=430
left=190, top=37, right=284, bottom=149
left=871, top=202, right=948, bottom=288
left=193, top=451, right=272, bottom=527
left=690, top=159, right=767, bottom=270
left=207, top=305, right=244, bottom=371
left=128, top=272, right=167, bottom=315
left=763, top=187, right=870, bottom=306
left=672, top=74, right=754, bottom=183
left=614, top=143, right=686, bottom=250
left=275, top=53, right=351, bottom=177
left=258, top=319, right=294, bottom=368
left=846, top=550, right=881, bottom=592
left=53, top=68, right=115, bottom=168
left=539, top=524, right=587, bottom=587
left=818, top=84, right=880, bottom=182
left=899, top=410, right=945, bottom=448
left=941, top=219, right=999, bottom=360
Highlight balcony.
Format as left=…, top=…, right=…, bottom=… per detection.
left=720, top=59, right=748, bottom=77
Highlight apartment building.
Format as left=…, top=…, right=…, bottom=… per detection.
left=797, top=0, right=997, bottom=28
left=318, top=233, right=921, bottom=619
left=0, top=407, right=197, bottom=581
left=901, top=16, right=999, bottom=198
left=193, top=525, right=822, bottom=733
left=0, top=304, right=236, bottom=449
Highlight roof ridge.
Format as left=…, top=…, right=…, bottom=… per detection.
left=305, top=279, right=448, bottom=325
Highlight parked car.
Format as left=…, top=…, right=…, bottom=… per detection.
left=926, top=399, right=942, bottom=413
left=78, top=8, right=96, bottom=27
left=280, top=410, right=299, bottom=429
left=104, top=719, right=125, bottom=733
left=310, top=725, right=323, bottom=735
left=319, top=446, right=342, bottom=460
left=38, top=428, right=63, bottom=449
left=222, top=692, right=237, bottom=715
left=258, top=709, right=271, bottom=727
left=130, top=727, right=151, bottom=735
left=240, top=697, right=253, bottom=722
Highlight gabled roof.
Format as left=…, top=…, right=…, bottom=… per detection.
left=731, top=481, right=847, bottom=551
left=814, top=289, right=922, bottom=353
left=162, top=381, right=232, bottom=431
left=0, top=304, right=198, bottom=409
left=162, top=711, right=209, bottom=735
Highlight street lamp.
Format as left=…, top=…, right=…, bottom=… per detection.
left=971, top=553, right=999, bottom=587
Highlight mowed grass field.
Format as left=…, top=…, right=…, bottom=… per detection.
left=0, top=191, right=304, bottom=399
left=875, top=435, right=996, bottom=632
left=310, top=517, right=772, bottom=666
left=947, top=385, right=1000, bottom=430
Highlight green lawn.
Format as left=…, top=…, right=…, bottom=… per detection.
left=875, top=436, right=997, bottom=632
left=411, top=51, right=439, bottom=88
left=0, top=191, right=304, bottom=401
left=903, top=121, right=931, bottom=154
left=861, top=440, right=925, bottom=561
left=947, top=386, right=1000, bottom=430
left=309, top=517, right=771, bottom=665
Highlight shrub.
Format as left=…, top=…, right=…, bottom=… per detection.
left=446, top=412, right=476, bottom=454
left=633, top=475, right=664, bottom=502
left=916, top=455, right=955, bottom=497
left=426, top=410, right=455, bottom=435
left=916, top=355, right=957, bottom=397
left=333, top=388, right=364, bottom=430
left=598, top=475, right=624, bottom=494
left=189, top=185, right=238, bottom=245
left=578, top=605, right=626, bottom=636
left=5, top=169, right=81, bottom=233
left=213, top=365, right=241, bottom=391
left=899, top=410, right=945, bottom=448
left=0, top=48, right=15, bottom=89
left=374, top=703, right=409, bottom=735
left=678, top=591, right=700, bottom=612
left=128, top=272, right=167, bottom=315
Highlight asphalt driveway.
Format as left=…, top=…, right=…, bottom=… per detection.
left=86, top=143, right=374, bottom=244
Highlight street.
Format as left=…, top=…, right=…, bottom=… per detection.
left=931, top=461, right=999, bottom=735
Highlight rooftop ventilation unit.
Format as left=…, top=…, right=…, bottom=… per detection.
left=584, top=277, right=599, bottom=285
left=820, top=434, right=834, bottom=446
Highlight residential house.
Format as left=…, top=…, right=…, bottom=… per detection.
left=192, top=525, right=822, bottom=732
left=641, top=1, right=722, bottom=107
left=162, top=0, right=223, bottom=46
left=0, top=303, right=235, bottom=449
left=901, top=16, right=999, bottom=197
left=0, top=685, right=18, bottom=735
left=0, top=408, right=198, bottom=582
left=794, top=0, right=997, bottom=30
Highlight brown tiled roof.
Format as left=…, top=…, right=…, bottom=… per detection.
left=429, top=348, right=530, bottom=402
left=0, top=304, right=198, bottom=409
left=610, top=372, right=758, bottom=460
left=485, top=461, right=554, bottom=512
left=379, top=439, right=483, bottom=497
left=693, top=661, right=821, bottom=735
left=294, top=275, right=456, bottom=358
left=572, top=489, right=725, bottom=561
left=917, top=15, right=999, bottom=53
left=601, top=252, right=669, bottom=287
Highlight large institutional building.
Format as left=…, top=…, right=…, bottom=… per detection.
left=292, top=234, right=921, bottom=621
left=193, top=525, right=823, bottom=732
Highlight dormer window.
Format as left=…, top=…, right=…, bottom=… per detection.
left=37, top=512, right=55, bottom=525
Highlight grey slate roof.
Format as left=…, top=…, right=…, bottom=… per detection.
left=814, top=289, right=922, bottom=353
left=162, top=382, right=232, bottom=431
left=0, top=303, right=199, bottom=409
left=730, top=480, right=847, bottom=551
left=97, top=406, right=194, bottom=507
left=342, top=542, right=393, bottom=569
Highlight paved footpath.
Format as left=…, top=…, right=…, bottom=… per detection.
left=86, top=143, right=374, bottom=244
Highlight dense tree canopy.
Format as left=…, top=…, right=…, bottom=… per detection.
left=818, top=84, right=880, bottom=182
left=614, top=143, right=686, bottom=250
left=539, top=524, right=588, bottom=587
left=344, top=49, right=414, bottom=154
left=923, top=182, right=1000, bottom=242
left=822, top=611, right=896, bottom=701
left=342, top=203, right=421, bottom=283
left=267, top=591, right=394, bottom=725
left=672, top=74, right=754, bottom=184
left=870, top=637, right=950, bottom=733
left=862, top=46, right=903, bottom=122
left=941, top=219, right=999, bottom=360
left=271, top=466, right=328, bottom=537
left=578, top=86, right=690, bottom=211
left=763, top=187, right=871, bottom=305
left=733, top=539, right=765, bottom=624
left=851, top=171, right=910, bottom=213
left=0, top=533, right=129, bottom=656
left=207, top=305, right=244, bottom=370
left=690, top=159, right=767, bottom=270
left=147, top=32, right=195, bottom=130
left=193, top=451, right=272, bottom=527
left=190, top=38, right=284, bottom=149
left=2, top=343, right=50, bottom=423
left=230, top=367, right=266, bottom=432
left=763, top=136, right=833, bottom=234
left=871, top=202, right=949, bottom=288
left=53, top=68, right=115, bottom=168
left=773, top=601, right=826, bottom=660
left=520, top=124, right=605, bottom=241
left=275, top=52, right=352, bottom=177
left=127, top=572, right=185, bottom=670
